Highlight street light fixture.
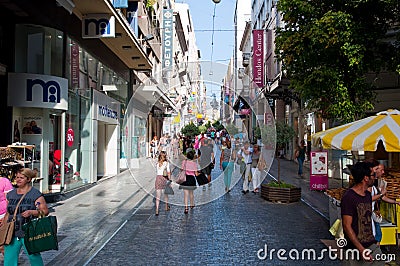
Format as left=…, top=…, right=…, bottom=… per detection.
left=212, top=0, right=221, bottom=3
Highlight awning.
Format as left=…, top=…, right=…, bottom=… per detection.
left=72, top=0, right=152, bottom=70
left=312, top=109, right=400, bottom=152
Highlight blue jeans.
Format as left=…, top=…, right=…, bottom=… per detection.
left=4, top=237, right=44, bottom=266
left=222, top=162, right=234, bottom=189
left=297, top=157, right=304, bottom=175
left=375, top=222, right=382, bottom=242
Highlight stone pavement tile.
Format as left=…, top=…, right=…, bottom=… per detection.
left=87, top=184, right=340, bottom=265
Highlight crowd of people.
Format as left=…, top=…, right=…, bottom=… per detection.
left=152, top=130, right=267, bottom=215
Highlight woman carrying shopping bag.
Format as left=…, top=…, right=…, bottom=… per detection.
left=3, top=168, right=49, bottom=266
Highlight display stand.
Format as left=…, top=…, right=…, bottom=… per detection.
left=7, top=144, right=35, bottom=169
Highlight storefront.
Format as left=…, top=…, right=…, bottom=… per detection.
left=2, top=22, right=130, bottom=194
left=8, top=72, right=68, bottom=193
left=92, top=89, right=120, bottom=179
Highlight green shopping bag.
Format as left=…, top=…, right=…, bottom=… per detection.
left=22, top=215, right=58, bottom=255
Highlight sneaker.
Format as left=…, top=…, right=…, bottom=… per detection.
left=202, top=186, right=206, bottom=191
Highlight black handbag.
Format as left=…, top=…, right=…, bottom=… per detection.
left=22, top=215, right=58, bottom=255
left=196, top=172, right=209, bottom=186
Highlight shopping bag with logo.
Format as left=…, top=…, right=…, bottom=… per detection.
left=22, top=215, right=58, bottom=255
left=0, top=190, right=29, bottom=245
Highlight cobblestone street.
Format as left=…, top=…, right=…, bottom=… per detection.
left=87, top=185, right=339, bottom=265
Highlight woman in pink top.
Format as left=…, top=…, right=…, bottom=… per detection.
left=179, top=150, right=198, bottom=214
left=0, top=176, right=14, bottom=254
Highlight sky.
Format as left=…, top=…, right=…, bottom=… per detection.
left=176, top=0, right=237, bottom=92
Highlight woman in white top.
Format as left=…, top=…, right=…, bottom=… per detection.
left=154, top=151, right=171, bottom=215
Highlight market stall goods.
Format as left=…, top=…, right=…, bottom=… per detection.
left=325, top=188, right=348, bottom=201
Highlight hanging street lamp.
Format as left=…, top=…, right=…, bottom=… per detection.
left=212, top=0, right=221, bottom=3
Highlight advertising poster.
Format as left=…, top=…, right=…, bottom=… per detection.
left=310, top=151, right=328, bottom=191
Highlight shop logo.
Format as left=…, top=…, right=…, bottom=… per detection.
left=26, top=79, right=61, bottom=103
left=82, top=15, right=115, bottom=38
left=99, top=105, right=118, bottom=120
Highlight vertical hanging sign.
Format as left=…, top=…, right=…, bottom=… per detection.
left=162, top=9, right=174, bottom=69
left=71, top=42, right=80, bottom=88
left=252, top=29, right=264, bottom=88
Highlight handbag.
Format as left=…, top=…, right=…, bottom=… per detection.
left=22, top=214, right=58, bottom=255
left=196, top=172, right=209, bottom=186
left=163, top=165, right=168, bottom=178
left=258, top=157, right=266, bottom=171
left=372, top=210, right=382, bottom=223
left=0, top=190, right=29, bottom=246
left=164, top=180, right=174, bottom=195
left=175, top=161, right=187, bottom=184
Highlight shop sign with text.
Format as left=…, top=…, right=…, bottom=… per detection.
left=162, top=9, right=174, bottom=68
left=252, top=29, right=264, bottom=88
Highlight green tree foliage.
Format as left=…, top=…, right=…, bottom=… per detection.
left=180, top=122, right=200, bottom=139
left=275, top=0, right=399, bottom=122
left=276, top=122, right=296, bottom=150
left=212, top=120, right=224, bottom=132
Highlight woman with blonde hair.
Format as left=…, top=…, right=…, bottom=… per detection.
left=154, top=151, right=171, bottom=215
left=3, top=168, right=49, bottom=265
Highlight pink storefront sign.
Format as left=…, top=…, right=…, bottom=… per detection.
left=252, top=29, right=264, bottom=88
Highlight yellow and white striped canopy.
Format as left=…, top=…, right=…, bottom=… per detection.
left=312, top=109, right=400, bottom=152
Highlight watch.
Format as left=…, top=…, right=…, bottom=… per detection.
left=379, top=193, right=383, bottom=199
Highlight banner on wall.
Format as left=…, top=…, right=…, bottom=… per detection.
left=71, top=42, right=80, bottom=88
left=162, top=9, right=174, bottom=68
left=310, top=151, right=328, bottom=191
left=252, top=29, right=264, bottom=89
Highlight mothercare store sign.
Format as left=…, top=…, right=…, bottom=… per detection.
left=93, top=89, right=120, bottom=124
left=8, top=73, right=68, bottom=110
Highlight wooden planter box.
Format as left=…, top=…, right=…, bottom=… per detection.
left=261, top=184, right=301, bottom=203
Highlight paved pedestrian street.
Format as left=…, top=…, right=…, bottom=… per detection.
left=86, top=187, right=339, bottom=265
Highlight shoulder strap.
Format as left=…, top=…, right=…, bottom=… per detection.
left=12, top=189, right=30, bottom=220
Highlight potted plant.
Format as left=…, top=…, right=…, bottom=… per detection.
left=260, top=121, right=300, bottom=203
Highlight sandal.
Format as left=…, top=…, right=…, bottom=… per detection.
left=155, top=209, right=159, bottom=216
left=165, top=204, right=170, bottom=211
left=184, top=207, right=189, bottom=214
left=190, top=205, right=195, bottom=209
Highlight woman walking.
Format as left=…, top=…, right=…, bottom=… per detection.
left=295, top=140, right=306, bottom=178
left=179, top=150, right=198, bottom=214
left=154, top=151, right=171, bottom=215
left=220, top=139, right=235, bottom=192
left=3, top=168, right=49, bottom=266
left=251, top=144, right=265, bottom=193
